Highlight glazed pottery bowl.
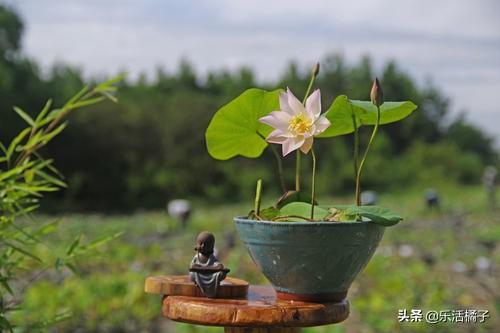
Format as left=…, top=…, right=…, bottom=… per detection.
left=234, top=217, right=385, bottom=302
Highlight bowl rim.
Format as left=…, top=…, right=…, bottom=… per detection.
left=233, top=216, right=380, bottom=226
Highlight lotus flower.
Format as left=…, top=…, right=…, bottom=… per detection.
left=259, top=88, right=331, bottom=156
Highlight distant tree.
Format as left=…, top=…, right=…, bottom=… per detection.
left=0, top=5, right=49, bottom=144
left=0, top=4, right=23, bottom=58
left=447, top=113, right=497, bottom=164
left=379, top=61, right=448, bottom=152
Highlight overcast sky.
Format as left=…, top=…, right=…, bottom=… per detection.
left=7, top=0, right=500, bottom=141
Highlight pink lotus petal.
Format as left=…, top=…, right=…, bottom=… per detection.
left=259, top=111, right=291, bottom=132
left=302, top=130, right=314, bottom=139
left=306, top=89, right=321, bottom=118
left=282, top=137, right=305, bottom=156
left=286, top=88, right=305, bottom=116
left=279, top=92, right=294, bottom=115
left=300, top=137, right=314, bottom=154
left=314, top=115, right=331, bottom=134
left=266, top=129, right=290, bottom=143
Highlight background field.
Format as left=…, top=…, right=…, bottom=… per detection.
left=12, top=185, right=499, bottom=332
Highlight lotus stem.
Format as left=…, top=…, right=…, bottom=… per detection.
left=311, top=148, right=317, bottom=220
left=270, top=145, right=286, bottom=192
left=254, top=179, right=262, bottom=216
left=296, top=64, right=319, bottom=192
left=352, top=114, right=360, bottom=205
left=295, top=150, right=301, bottom=192
left=356, top=105, right=381, bottom=206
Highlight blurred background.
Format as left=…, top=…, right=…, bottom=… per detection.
left=1, top=0, right=499, bottom=332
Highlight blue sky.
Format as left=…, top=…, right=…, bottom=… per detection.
left=8, top=0, right=500, bottom=142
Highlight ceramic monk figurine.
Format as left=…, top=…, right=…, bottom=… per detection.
left=189, top=231, right=230, bottom=298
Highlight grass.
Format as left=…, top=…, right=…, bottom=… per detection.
left=11, top=185, right=500, bottom=332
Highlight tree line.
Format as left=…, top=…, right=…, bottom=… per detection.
left=0, top=5, right=497, bottom=211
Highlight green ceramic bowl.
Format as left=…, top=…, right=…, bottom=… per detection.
left=234, top=217, right=385, bottom=302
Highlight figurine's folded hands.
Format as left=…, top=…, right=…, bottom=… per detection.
left=189, top=263, right=230, bottom=273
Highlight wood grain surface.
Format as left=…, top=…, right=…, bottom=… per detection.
left=144, top=275, right=249, bottom=298
left=162, top=285, right=349, bottom=328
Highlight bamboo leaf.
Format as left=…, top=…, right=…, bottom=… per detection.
left=0, top=141, right=8, bottom=155
left=4, top=242, right=42, bottom=262
left=36, top=108, right=62, bottom=127
left=66, top=235, right=81, bottom=255
left=35, top=99, right=53, bottom=123
left=13, top=106, right=35, bottom=126
left=0, top=161, right=35, bottom=182
left=70, top=96, right=106, bottom=109
left=95, top=74, right=126, bottom=92
left=101, top=91, right=118, bottom=103
left=33, top=219, right=60, bottom=236
left=7, top=127, right=31, bottom=160
left=40, top=123, right=67, bottom=145
left=11, top=220, right=41, bottom=242
left=18, top=131, right=43, bottom=151
left=77, top=232, right=123, bottom=253
left=65, top=85, right=89, bottom=107
left=34, top=170, right=66, bottom=188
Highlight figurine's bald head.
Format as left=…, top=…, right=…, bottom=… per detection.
left=195, top=231, right=215, bottom=255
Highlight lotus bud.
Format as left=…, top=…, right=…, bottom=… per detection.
left=370, top=78, right=384, bottom=107
left=312, top=62, right=320, bottom=77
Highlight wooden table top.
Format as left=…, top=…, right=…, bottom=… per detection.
left=145, top=275, right=249, bottom=299
left=162, top=285, right=350, bottom=328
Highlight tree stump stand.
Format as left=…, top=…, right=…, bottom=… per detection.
left=145, top=275, right=350, bottom=332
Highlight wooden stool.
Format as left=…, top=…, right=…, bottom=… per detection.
left=145, top=276, right=349, bottom=332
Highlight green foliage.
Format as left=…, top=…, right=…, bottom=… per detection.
left=446, top=114, right=497, bottom=165
left=258, top=206, right=280, bottom=220
left=397, top=141, right=484, bottom=185
left=350, top=100, right=417, bottom=126
left=0, top=76, right=123, bottom=330
left=253, top=201, right=402, bottom=225
left=320, top=95, right=418, bottom=138
left=0, top=5, right=23, bottom=54
left=330, top=205, right=403, bottom=225
left=279, top=202, right=329, bottom=220
left=275, top=190, right=315, bottom=209
left=206, top=63, right=418, bottom=222
left=206, top=88, right=282, bottom=160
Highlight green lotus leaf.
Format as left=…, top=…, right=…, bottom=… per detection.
left=319, top=96, right=417, bottom=138
left=279, top=202, right=329, bottom=221
left=259, top=206, right=280, bottom=220
left=275, top=190, right=316, bottom=209
left=317, top=95, right=365, bottom=138
left=206, top=88, right=282, bottom=160
left=351, top=100, right=418, bottom=125
left=338, top=205, right=403, bottom=226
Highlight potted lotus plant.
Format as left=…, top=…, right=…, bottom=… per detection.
left=205, top=63, right=417, bottom=302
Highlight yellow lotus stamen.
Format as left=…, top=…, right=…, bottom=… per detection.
left=288, top=113, right=312, bottom=135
